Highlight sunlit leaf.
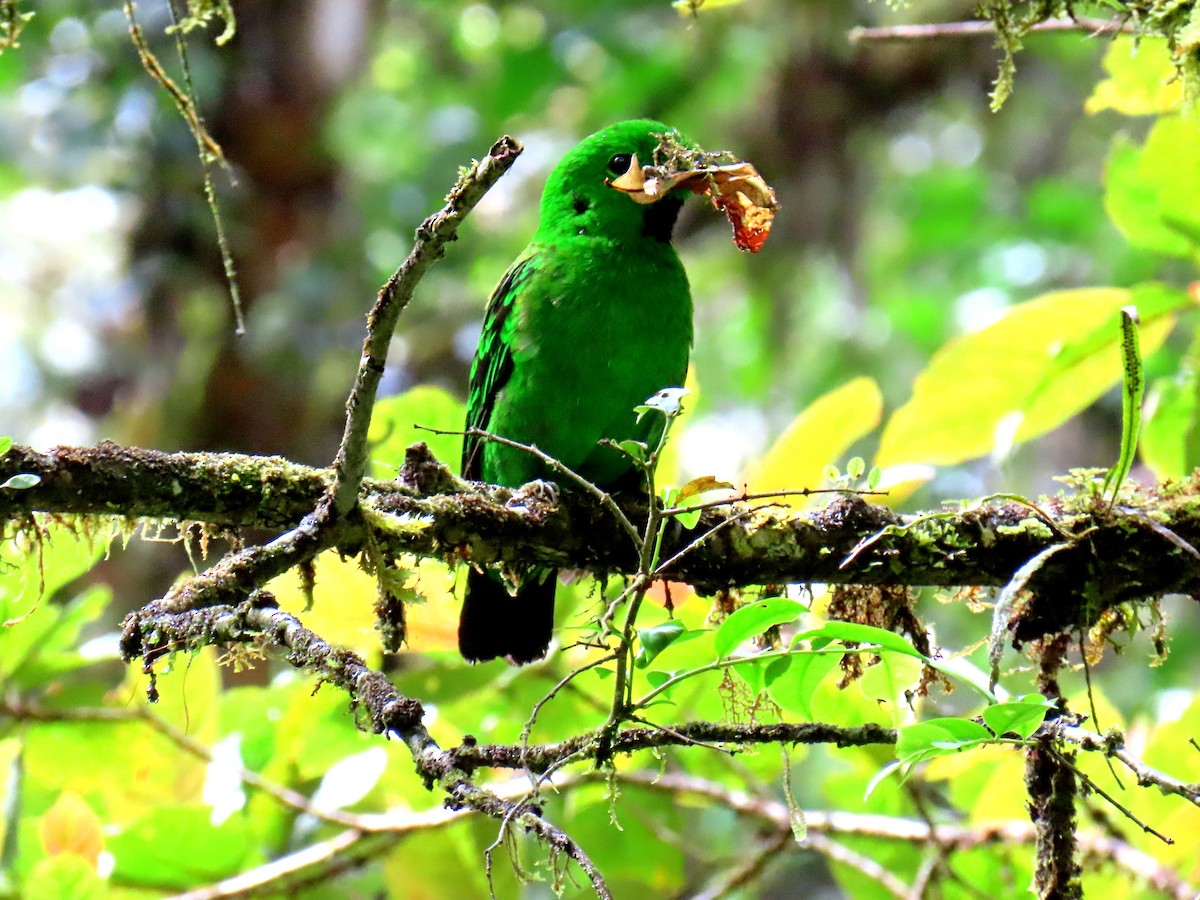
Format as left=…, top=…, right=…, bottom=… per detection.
left=713, top=598, right=805, bottom=659
left=0, top=473, right=38, bottom=490
left=765, top=652, right=840, bottom=720
left=672, top=0, right=744, bottom=14
left=676, top=474, right=734, bottom=499
left=744, top=376, right=883, bottom=508
left=896, top=718, right=993, bottom=766
left=1085, top=36, right=1182, bottom=116
left=26, top=854, right=105, bottom=900
left=858, top=653, right=923, bottom=726
left=877, top=285, right=1183, bottom=467
left=269, top=550, right=458, bottom=659
left=982, top=697, right=1052, bottom=740
left=870, top=463, right=935, bottom=507
left=368, top=385, right=466, bottom=474
left=1141, top=369, right=1200, bottom=480
left=40, top=791, right=103, bottom=866
left=792, top=621, right=920, bottom=657
left=635, top=386, right=689, bottom=419
left=1105, top=116, right=1200, bottom=259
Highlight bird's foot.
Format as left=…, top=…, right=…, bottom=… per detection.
left=509, top=479, right=560, bottom=508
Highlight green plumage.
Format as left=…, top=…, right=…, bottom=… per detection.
left=459, top=120, right=694, bottom=663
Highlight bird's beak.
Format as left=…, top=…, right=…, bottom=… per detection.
left=609, top=156, right=779, bottom=252
left=607, top=153, right=651, bottom=197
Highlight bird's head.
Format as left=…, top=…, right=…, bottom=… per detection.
left=536, top=119, right=695, bottom=246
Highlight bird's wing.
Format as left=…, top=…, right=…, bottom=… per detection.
left=462, top=253, right=536, bottom=480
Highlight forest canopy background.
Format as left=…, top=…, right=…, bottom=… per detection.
left=2, top=1, right=1200, bottom=898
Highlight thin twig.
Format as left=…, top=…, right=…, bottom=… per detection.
left=520, top=652, right=619, bottom=779
left=163, top=0, right=244, bottom=334
left=848, top=17, right=1135, bottom=43
left=659, top=486, right=887, bottom=517
left=330, top=139, right=522, bottom=516
left=1056, top=724, right=1200, bottom=808
left=1048, top=746, right=1174, bottom=845
left=612, top=771, right=1195, bottom=899
left=654, top=506, right=760, bottom=576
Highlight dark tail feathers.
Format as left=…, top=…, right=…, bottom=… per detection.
left=458, top=569, right=556, bottom=664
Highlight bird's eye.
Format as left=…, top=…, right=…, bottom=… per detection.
left=607, top=153, right=633, bottom=175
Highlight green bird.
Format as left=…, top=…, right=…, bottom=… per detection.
left=459, top=119, right=694, bottom=664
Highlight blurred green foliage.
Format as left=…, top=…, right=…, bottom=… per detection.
left=3, top=1, right=1200, bottom=897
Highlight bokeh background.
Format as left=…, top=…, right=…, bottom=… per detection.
left=4, top=3, right=1200, bottom=896
left=4, top=0, right=1177, bottom=484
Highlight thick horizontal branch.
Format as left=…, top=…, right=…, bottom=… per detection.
left=0, top=442, right=330, bottom=528
left=449, top=721, right=896, bottom=775
left=7, top=443, right=1200, bottom=642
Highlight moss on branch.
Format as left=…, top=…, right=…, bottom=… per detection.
left=6, top=441, right=1200, bottom=646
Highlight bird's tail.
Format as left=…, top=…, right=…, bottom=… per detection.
left=458, top=569, right=556, bottom=664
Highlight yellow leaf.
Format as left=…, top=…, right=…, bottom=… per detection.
left=871, top=463, right=935, bottom=508
left=877, top=287, right=1180, bottom=468
left=269, top=552, right=460, bottom=659
left=677, top=474, right=735, bottom=500
left=743, top=376, right=883, bottom=508
left=40, top=791, right=104, bottom=866
left=672, top=0, right=745, bottom=15
left=1085, top=37, right=1183, bottom=117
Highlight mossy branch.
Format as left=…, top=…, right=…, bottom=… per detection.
left=6, top=440, right=1200, bottom=646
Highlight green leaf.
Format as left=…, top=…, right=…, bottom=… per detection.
left=896, top=718, right=993, bottom=766
left=108, top=805, right=252, bottom=888
left=619, top=439, right=648, bottom=463
left=877, top=286, right=1182, bottom=467
left=982, top=697, right=1052, bottom=740
left=765, top=653, right=840, bottom=720
left=713, top=598, right=805, bottom=659
left=858, top=653, right=923, bottom=725
left=1, top=524, right=105, bottom=643
left=635, top=622, right=686, bottom=669
left=26, top=854, right=105, bottom=900
left=0, top=437, right=11, bottom=456
left=1085, top=36, right=1182, bottom=116
left=1105, top=117, right=1200, bottom=258
left=1, top=473, right=39, bottom=490
left=1141, top=368, right=1200, bottom=480
left=368, top=385, right=466, bottom=474
left=643, top=670, right=672, bottom=690
left=732, top=658, right=769, bottom=695
left=792, top=621, right=920, bottom=658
